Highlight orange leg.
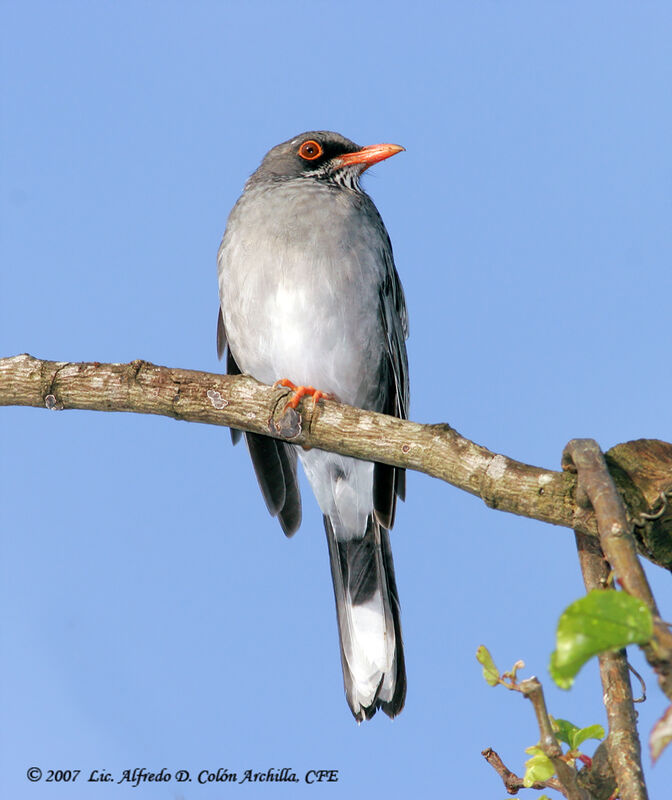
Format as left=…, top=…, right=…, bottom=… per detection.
left=274, top=378, right=328, bottom=412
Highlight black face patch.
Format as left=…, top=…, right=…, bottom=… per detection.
left=253, top=131, right=362, bottom=182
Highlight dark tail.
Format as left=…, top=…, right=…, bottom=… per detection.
left=324, top=515, right=405, bottom=721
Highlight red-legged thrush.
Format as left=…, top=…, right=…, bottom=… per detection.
left=217, top=131, right=408, bottom=721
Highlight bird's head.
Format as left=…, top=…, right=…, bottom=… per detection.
left=249, top=131, right=404, bottom=189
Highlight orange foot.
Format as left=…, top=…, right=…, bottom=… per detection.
left=274, top=379, right=329, bottom=412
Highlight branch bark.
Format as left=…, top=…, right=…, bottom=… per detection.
left=519, top=676, right=591, bottom=800
left=575, top=530, right=647, bottom=800
left=481, top=747, right=566, bottom=796
left=1, top=354, right=671, bottom=571
left=564, top=439, right=672, bottom=701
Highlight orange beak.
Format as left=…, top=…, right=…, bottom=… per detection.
left=335, top=143, right=405, bottom=171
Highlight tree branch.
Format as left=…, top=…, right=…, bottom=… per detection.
left=575, top=530, right=647, bottom=800
left=519, top=676, right=591, bottom=800
left=2, top=354, right=671, bottom=571
left=564, top=439, right=672, bottom=701
left=481, top=747, right=566, bottom=796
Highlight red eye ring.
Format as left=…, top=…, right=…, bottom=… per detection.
left=298, top=140, right=323, bottom=161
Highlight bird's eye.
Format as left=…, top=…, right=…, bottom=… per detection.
left=298, top=140, right=323, bottom=161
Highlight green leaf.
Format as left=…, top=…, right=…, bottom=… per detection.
left=523, top=747, right=555, bottom=788
left=552, top=718, right=604, bottom=749
left=549, top=590, right=653, bottom=689
left=553, top=717, right=579, bottom=747
left=572, top=723, right=605, bottom=750
left=476, top=645, right=499, bottom=686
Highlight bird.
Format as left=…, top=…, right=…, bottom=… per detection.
left=216, top=131, right=409, bottom=721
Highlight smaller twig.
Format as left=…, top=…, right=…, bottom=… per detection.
left=481, top=747, right=566, bottom=796
left=627, top=663, right=646, bottom=704
left=519, top=677, right=589, bottom=800
left=631, top=491, right=668, bottom=525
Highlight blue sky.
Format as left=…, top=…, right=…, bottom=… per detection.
left=1, top=1, right=671, bottom=797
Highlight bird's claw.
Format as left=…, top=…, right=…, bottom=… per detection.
left=274, top=379, right=329, bottom=412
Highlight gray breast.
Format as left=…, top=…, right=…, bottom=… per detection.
left=218, top=179, right=387, bottom=407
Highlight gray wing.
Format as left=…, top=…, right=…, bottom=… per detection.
left=217, top=308, right=302, bottom=536
left=372, top=237, right=409, bottom=530
left=322, top=244, right=409, bottom=719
